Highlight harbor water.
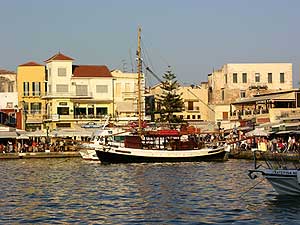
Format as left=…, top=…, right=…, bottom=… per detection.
left=0, top=158, right=300, bottom=224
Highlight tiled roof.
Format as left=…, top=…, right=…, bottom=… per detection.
left=45, top=52, right=74, bottom=62
left=0, top=69, right=15, bottom=74
left=19, top=61, right=43, bottom=66
left=72, top=65, right=112, bottom=78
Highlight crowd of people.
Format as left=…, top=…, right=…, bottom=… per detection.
left=0, top=138, right=78, bottom=153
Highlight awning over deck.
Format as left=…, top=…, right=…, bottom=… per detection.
left=232, top=92, right=295, bottom=105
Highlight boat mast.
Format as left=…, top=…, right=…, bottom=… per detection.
left=137, top=26, right=142, bottom=135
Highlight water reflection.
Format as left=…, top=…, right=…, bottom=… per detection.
left=0, top=159, right=299, bottom=224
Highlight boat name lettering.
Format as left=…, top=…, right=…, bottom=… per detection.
left=272, top=170, right=296, bottom=176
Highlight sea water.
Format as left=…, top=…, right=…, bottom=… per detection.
left=0, top=158, right=299, bottom=224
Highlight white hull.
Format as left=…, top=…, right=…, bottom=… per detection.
left=79, top=149, right=98, bottom=161
left=264, top=169, right=300, bottom=195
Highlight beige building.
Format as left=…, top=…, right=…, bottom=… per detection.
left=111, top=69, right=146, bottom=123
left=208, top=63, right=293, bottom=127
left=150, top=82, right=211, bottom=123
left=0, top=69, right=17, bottom=110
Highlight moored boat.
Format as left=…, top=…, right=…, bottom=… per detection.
left=248, top=149, right=300, bottom=195
left=96, top=129, right=227, bottom=163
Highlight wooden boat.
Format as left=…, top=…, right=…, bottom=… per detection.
left=96, top=129, right=227, bottom=163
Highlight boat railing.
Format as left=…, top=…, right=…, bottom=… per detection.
left=251, top=149, right=300, bottom=171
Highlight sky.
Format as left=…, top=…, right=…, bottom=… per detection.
left=1, top=0, right=300, bottom=87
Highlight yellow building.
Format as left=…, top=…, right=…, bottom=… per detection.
left=17, top=62, right=46, bottom=131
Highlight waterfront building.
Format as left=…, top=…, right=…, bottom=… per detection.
left=230, top=89, right=300, bottom=128
left=41, top=52, right=145, bottom=134
left=17, top=62, right=46, bottom=131
left=208, top=63, right=293, bottom=129
left=110, top=69, right=146, bottom=124
left=150, top=82, right=212, bottom=125
left=0, top=69, right=18, bottom=127
left=43, top=52, right=115, bottom=131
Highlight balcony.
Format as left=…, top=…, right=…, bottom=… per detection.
left=249, top=83, right=268, bottom=90
left=42, top=91, right=93, bottom=99
left=185, top=106, right=200, bottom=112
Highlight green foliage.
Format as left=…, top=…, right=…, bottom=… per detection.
left=156, top=68, right=184, bottom=124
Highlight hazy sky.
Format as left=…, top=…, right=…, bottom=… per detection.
left=1, top=0, right=299, bottom=87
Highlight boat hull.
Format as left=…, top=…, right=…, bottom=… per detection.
left=96, top=147, right=227, bottom=164
left=264, top=169, right=300, bottom=195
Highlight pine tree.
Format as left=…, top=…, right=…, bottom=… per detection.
left=156, top=68, right=184, bottom=124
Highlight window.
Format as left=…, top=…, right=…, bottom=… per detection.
left=57, top=107, right=69, bottom=115
left=224, top=74, right=227, bottom=84
left=180, top=115, right=183, bottom=119
left=30, top=102, right=42, bottom=114
left=240, top=91, right=246, bottom=98
left=56, top=84, right=68, bottom=93
left=233, top=73, right=237, bottom=83
left=56, top=123, right=71, bottom=128
left=23, top=102, right=29, bottom=112
left=280, top=73, right=285, bottom=83
left=96, top=107, right=108, bottom=115
left=188, top=101, right=193, bottom=110
left=76, top=85, right=88, bottom=96
left=187, top=115, right=190, bottom=119
left=221, top=89, right=225, bottom=101
left=125, top=83, right=131, bottom=92
left=96, top=85, right=108, bottom=93
left=242, top=73, right=247, bottom=83
left=268, top=73, right=272, bottom=83
left=23, top=82, right=29, bottom=96
left=197, top=115, right=201, bottom=119
left=255, top=73, right=260, bottom=82
left=32, top=82, right=41, bottom=96
left=58, top=68, right=66, bottom=76
left=192, top=115, right=196, bottom=119
left=6, top=102, right=13, bottom=108
left=8, top=82, right=14, bottom=92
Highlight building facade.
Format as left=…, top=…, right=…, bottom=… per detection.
left=208, top=63, right=293, bottom=126
left=17, top=62, right=46, bottom=131
left=0, top=69, right=18, bottom=127
left=150, top=82, right=211, bottom=124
